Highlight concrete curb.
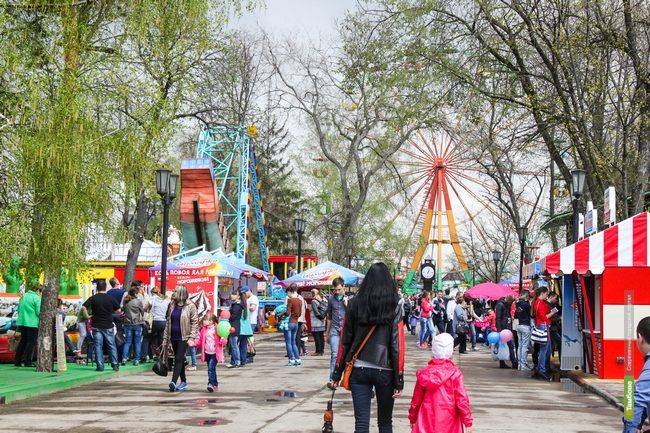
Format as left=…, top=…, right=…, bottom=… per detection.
left=566, top=371, right=624, bottom=412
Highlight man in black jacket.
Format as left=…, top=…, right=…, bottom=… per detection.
left=495, top=294, right=517, bottom=369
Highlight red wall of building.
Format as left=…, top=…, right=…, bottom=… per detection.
left=113, top=267, right=150, bottom=286
left=600, top=267, right=650, bottom=379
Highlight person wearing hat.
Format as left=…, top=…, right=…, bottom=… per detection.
left=408, top=333, right=473, bottom=433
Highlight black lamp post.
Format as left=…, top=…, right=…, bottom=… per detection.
left=491, top=249, right=501, bottom=283
left=517, top=226, right=528, bottom=293
left=155, top=168, right=179, bottom=295
left=294, top=217, right=306, bottom=273
left=347, top=246, right=353, bottom=269
left=571, top=169, right=586, bottom=243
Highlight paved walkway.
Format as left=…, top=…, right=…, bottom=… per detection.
left=0, top=332, right=623, bottom=432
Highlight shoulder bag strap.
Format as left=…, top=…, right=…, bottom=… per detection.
left=350, top=325, right=377, bottom=362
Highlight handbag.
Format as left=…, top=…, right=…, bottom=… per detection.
left=456, top=320, right=469, bottom=335
left=531, top=326, right=548, bottom=344
left=152, top=339, right=170, bottom=377
left=340, top=325, right=377, bottom=391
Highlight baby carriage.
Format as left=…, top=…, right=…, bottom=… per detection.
left=409, top=314, right=418, bottom=335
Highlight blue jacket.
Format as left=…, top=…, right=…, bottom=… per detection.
left=624, top=354, right=650, bottom=432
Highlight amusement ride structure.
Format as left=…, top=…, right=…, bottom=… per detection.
left=391, top=128, right=547, bottom=291
left=180, top=126, right=270, bottom=273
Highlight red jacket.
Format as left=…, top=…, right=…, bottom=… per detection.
left=408, top=358, right=473, bottom=433
left=420, top=298, right=433, bottom=318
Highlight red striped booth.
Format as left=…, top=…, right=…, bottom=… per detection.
left=524, top=212, right=650, bottom=379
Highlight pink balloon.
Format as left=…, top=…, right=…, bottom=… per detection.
left=499, top=329, right=513, bottom=343
left=230, top=327, right=236, bottom=334
left=220, top=310, right=231, bottom=320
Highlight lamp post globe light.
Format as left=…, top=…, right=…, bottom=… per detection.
left=517, top=226, right=528, bottom=292
left=491, top=249, right=501, bottom=283
left=155, top=169, right=179, bottom=295
left=294, top=217, right=306, bottom=273
left=571, top=169, right=587, bottom=243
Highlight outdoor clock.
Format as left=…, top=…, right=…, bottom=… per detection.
left=420, top=260, right=435, bottom=281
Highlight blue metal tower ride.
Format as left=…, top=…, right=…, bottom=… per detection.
left=196, top=126, right=270, bottom=272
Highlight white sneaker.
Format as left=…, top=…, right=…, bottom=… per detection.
left=188, top=366, right=197, bottom=371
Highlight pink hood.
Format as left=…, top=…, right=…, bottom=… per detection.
left=416, top=358, right=461, bottom=390
left=409, top=359, right=473, bottom=433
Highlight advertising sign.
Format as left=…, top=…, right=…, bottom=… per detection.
left=604, top=186, right=616, bottom=226
left=561, top=276, right=584, bottom=371
left=578, top=213, right=585, bottom=240
left=585, top=208, right=598, bottom=236
left=624, top=290, right=634, bottom=421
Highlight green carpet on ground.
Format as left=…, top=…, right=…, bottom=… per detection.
left=0, top=361, right=151, bottom=404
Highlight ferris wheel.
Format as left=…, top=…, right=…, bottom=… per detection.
left=382, top=120, right=547, bottom=290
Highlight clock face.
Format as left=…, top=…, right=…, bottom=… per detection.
left=421, top=266, right=435, bottom=280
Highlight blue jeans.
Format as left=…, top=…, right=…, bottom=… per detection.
left=536, top=324, right=550, bottom=374
left=517, top=325, right=531, bottom=369
left=205, top=353, right=218, bottom=386
left=469, top=322, right=477, bottom=348
left=350, top=367, right=395, bottom=433
left=229, top=335, right=241, bottom=366
left=77, top=322, right=88, bottom=352
left=418, top=317, right=434, bottom=345
left=329, top=332, right=340, bottom=380
left=93, top=327, right=118, bottom=370
left=122, top=324, right=143, bottom=362
left=284, top=323, right=300, bottom=360
left=239, top=335, right=249, bottom=366
left=189, top=346, right=197, bottom=366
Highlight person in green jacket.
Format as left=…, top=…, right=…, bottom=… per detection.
left=14, top=285, right=43, bottom=367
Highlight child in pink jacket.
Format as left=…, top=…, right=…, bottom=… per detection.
left=198, top=314, right=226, bottom=392
left=409, top=333, right=473, bottom=433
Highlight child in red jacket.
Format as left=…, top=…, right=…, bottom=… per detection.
left=409, top=333, right=473, bottom=433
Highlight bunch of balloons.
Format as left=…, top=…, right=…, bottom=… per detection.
left=487, top=329, right=513, bottom=345
left=216, top=309, right=235, bottom=338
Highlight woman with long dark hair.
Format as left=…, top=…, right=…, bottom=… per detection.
left=332, top=262, right=405, bottom=433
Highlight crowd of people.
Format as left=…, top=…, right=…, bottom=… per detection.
left=270, top=265, right=474, bottom=433
left=401, top=285, right=563, bottom=381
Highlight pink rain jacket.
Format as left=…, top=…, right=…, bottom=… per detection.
left=408, top=358, right=473, bottom=433
left=198, top=325, right=226, bottom=363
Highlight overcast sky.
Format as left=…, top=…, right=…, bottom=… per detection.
left=232, top=0, right=355, bottom=38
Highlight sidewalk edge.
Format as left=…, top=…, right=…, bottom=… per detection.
left=567, top=371, right=624, bottom=412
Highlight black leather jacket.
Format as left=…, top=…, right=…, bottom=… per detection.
left=495, top=299, right=512, bottom=332
left=332, top=297, right=405, bottom=390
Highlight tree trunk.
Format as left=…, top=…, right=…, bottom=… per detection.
left=123, top=190, right=150, bottom=289
left=36, top=272, right=59, bottom=372
left=634, top=88, right=650, bottom=213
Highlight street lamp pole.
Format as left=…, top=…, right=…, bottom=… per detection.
left=571, top=169, right=586, bottom=243
left=517, top=226, right=528, bottom=293
left=294, top=218, right=306, bottom=273
left=347, top=246, right=353, bottom=269
left=155, top=169, right=179, bottom=295
left=492, top=250, right=501, bottom=283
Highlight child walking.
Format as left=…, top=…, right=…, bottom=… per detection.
left=198, top=314, right=225, bottom=392
left=409, top=333, right=473, bottom=433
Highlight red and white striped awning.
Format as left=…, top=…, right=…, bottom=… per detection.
left=525, top=212, right=650, bottom=277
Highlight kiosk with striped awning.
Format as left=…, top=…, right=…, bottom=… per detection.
left=524, top=212, right=650, bottom=379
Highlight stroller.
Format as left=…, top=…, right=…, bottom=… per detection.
left=408, top=314, right=419, bottom=336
